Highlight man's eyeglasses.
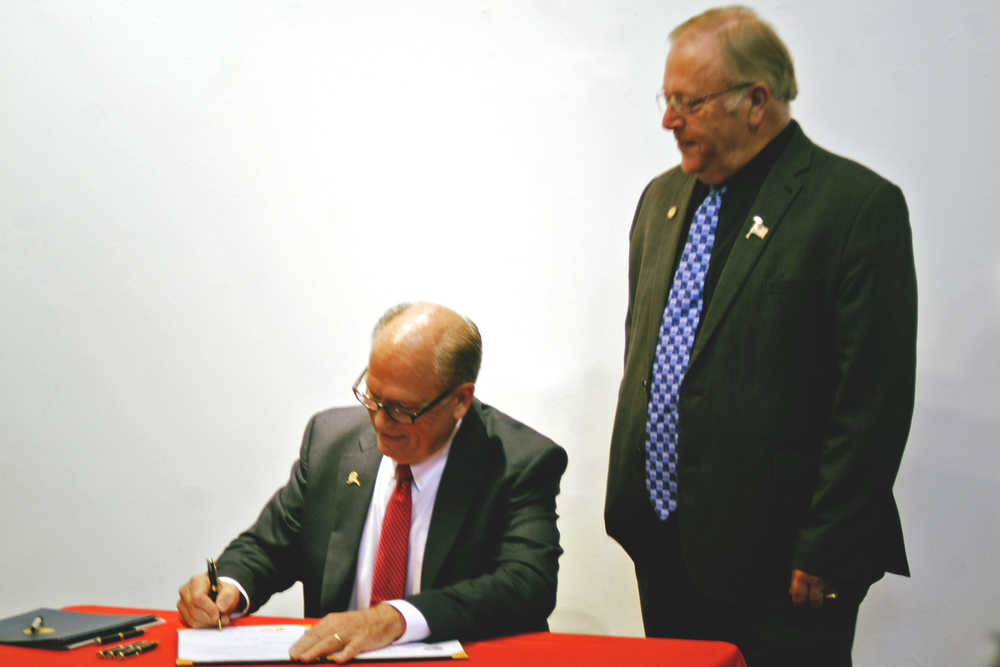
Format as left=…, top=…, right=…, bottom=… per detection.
left=656, top=82, right=752, bottom=116
left=352, top=367, right=455, bottom=424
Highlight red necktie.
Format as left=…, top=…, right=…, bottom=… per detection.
left=370, top=464, right=412, bottom=605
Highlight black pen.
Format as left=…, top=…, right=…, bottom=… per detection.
left=207, top=557, right=223, bottom=631
left=132, top=640, right=159, bottom=657
left=66, top=618, right=164, bottom=649
left=95, top=627, right=143, bottom=645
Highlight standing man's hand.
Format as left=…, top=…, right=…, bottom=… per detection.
left=177, top=574, right=241, bottom=628
left=289, top=604, right=405, bottom=663
left=788, top=568, right=837, bottom=608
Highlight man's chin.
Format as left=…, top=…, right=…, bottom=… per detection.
left=376, top=435, right=408, bottom=457
left=678, top=153, right=702, bottom=175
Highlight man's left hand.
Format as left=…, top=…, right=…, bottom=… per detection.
left=788, top=568, right=835, bottom=608
left=288, top=604, right=406, bottom=663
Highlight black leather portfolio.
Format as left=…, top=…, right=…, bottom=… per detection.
left=0, top=608, right=160, bottom=649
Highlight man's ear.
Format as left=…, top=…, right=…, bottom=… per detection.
left=451, top=383, right=475, bottom=420
left=747, top=81, right=771, bottom=128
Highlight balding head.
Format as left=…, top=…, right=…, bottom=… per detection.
left=372, top=302, right=482, bottom=390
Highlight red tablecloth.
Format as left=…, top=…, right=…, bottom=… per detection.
left=0, top=606, right=746, bottom=667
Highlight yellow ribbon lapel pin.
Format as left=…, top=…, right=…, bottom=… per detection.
left=346, top=471, right=361, bottom=487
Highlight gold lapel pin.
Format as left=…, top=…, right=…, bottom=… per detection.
left=346, top=471, right=361, bottom=487
left=745, top=215, right=769, bottom=240
left=667, top=205, right=678, bottom=219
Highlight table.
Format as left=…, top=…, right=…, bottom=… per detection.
left=0, top=606, right=746, bottom=667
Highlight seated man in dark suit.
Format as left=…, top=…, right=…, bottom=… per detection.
left=177, top=302, right=568, bottom=663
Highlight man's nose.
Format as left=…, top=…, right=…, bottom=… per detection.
left=662, top=106, right=683, bottom=130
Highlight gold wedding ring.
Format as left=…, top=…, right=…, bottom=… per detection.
left=333, top=632, right=345, bottom=646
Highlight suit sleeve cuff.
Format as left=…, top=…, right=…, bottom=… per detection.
left=385, top=600, right=430, bottom=644
left=218, top=576, right=250, bottom=618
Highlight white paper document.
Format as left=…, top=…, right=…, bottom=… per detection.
left=176, top=625, right=466, bottom=664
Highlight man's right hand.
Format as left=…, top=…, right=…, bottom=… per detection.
left=177, top=574, right=242, bottom=628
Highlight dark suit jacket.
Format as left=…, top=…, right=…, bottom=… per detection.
left=605, top=124, right=916, bottom=601
left=218, top=399, right=568, bottom=641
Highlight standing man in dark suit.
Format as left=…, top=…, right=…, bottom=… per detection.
left=178, top=302, right=567, bottom=663
left=604, top=7, right=916, bottom=665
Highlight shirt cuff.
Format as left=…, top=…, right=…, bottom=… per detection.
left=385, top=600, right=430, bottom=644
left=218, top=576, right=250, bottom=618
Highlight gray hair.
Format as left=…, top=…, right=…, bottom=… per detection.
left=372, top=302, right=482, bottom=387
left=671, top=6, right=798, bottom=103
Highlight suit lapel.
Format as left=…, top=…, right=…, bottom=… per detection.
left=688, top=130, right=813, bottom=369
left=421, top=403, right=490, bottom=588
left=319, top=430, right=381, bottom=611
left=645, top=176, right=697, bottom=323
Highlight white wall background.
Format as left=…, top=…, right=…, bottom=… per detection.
left=2, top=1, right=997, bottom=665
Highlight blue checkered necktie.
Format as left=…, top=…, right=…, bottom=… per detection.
left=645, top=186, right=725, bottom=520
